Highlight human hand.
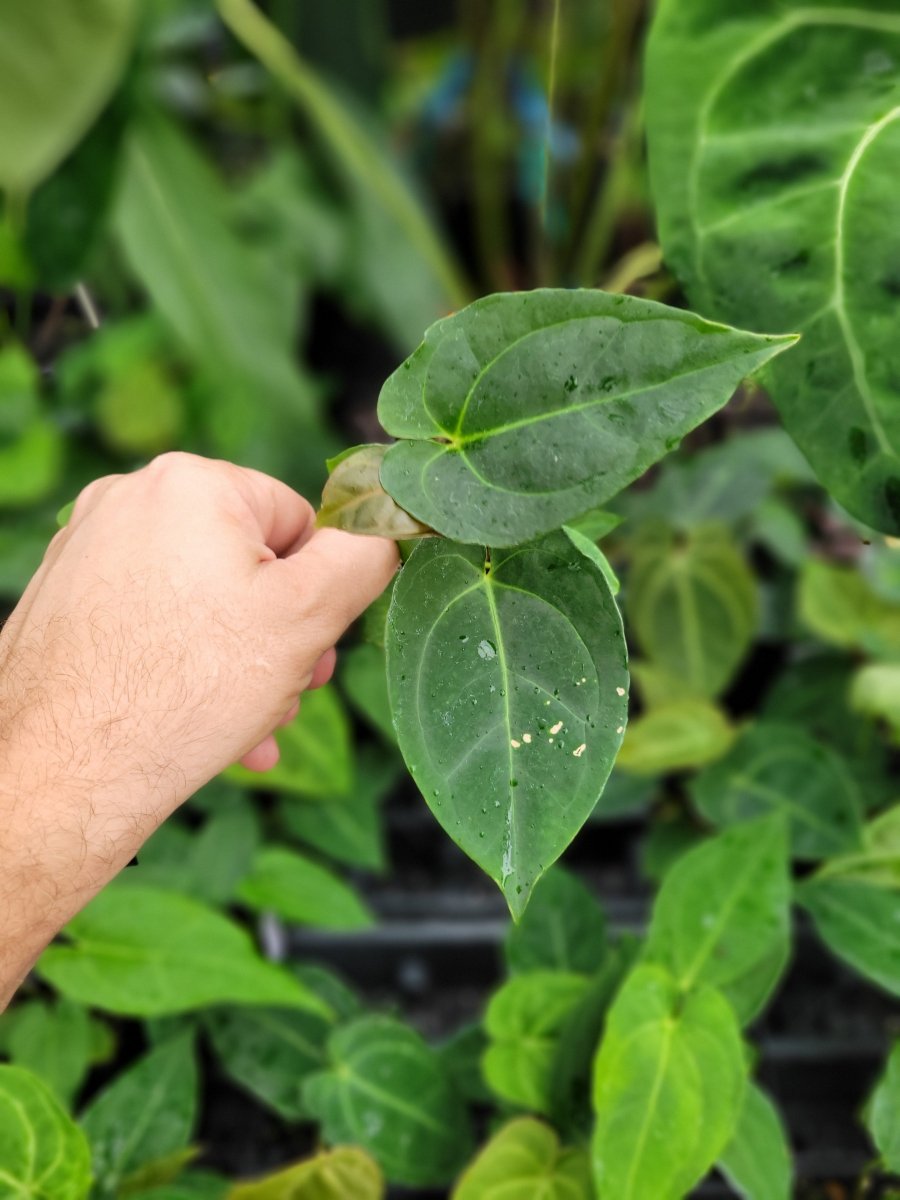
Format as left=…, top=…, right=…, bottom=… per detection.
left=0, top=453, right=398, bottom=996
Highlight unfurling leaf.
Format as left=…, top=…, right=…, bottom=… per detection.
left=317, top=443, right=433, bottom=538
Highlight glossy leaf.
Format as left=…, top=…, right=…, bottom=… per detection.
left=799, top=560, right=900, bottom=658
left=303, top=1015, right=473, bottom=1187
left=645, top=0, right=900, bottom=533
left=81, top=1032, right=197, bottom=1197
left=228, top=684, right=353, bottom=799
left=798, top=875, right=900, bottom=997
left=35, top=883, right=330, bottom=1018
left=386, top=532, right=628, bottom=917
left=690, top=722, right=863, bottom=860
left=318, top=443, right=432, bottom=538
left=615, top=700, right=735, bottom=775
left=0, top=1065, right=91, bottom=1200
left=645, top=817, right=791, bottom=1025
left=3, top=998, right=93, bottom=1106
left=504, top=867, right=608, bottom=976
left=627, top=523, right=757, bottom=697
left=482, top=972, right=590, bottom=1114
left=592, top=964, right=746, bottom=1200
left=377, top=289, right=795, bottom=545
left=452, top=1118, right=592, bottom=1200
left=203, top=1006, right=329, bottom=1121
left=228, top=1147, right=384, bottom=1200
left=718, top=1082, right=792, bottom=1200
left=237, top=846, right=374, bottom=930
left=0, top=0, right=137, bottom=192
left=869, top=1042, right=900, bottom=1173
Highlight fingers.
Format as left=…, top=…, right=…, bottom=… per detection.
left=239, top=734, right=280, bottom=772
left=226, top=464, right=318, bottom=557
left=309, top=647, right=337, bottom=690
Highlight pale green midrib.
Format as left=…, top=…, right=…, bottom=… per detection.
left=621, top=1024, right=675, bottom=1199
left=0, top=1093, right=36, bottom=1186
left=674, top=566, right=705, bottom=692
left=342, top=1067, right=446, bottom=1136
left=698, top=178, right=840, bottom=239
left=100, top=1048, right=186, bottom=1183
left=484, top=574, right=517, bottom=888
left=216, top=0, right=468, bottom=309
left=816, top=847, right=900, bottom=880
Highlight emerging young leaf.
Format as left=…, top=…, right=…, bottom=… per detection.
left=868, top=1042, right=900, bottom=1174
left=482, top=971, right=590, bottom=1114
left=452, top=1118, right=592, bottom=1200
left=303, top=1015, right=473, bottom=1187
left=377, top=289, right=795, bottom=546
left=318, top=443, right=432, bottom=538
left=645, top=0, right=900, bottom=533
left=81, top=1031, right=197, bottom=1198
left=798, top=875, right=900, bottom=997
left=644, top=817, right=791, bottom=1025
left=35, top=883, right=331, bottom=1018
left=386, top=532, right=629, bottom=918
left=627, top=523, right=758, bottom=697
left=229, top=1147, right=384, bottom=1200
left=0, top=1065, right=91, bottom=1200
left=690, top=722, right=863, bottom=860
left=718, top=1082, right=793, bottom=1200
left=592, top=964, right=746, bottom=1200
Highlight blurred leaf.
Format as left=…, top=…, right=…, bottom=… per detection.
left=452, top=1117, right=592, bottom=1200
left=483, top=972, right=590, bottom=1114
left=750, top=498, right=808, bottom=568
left=630, top=660, right=705, bottom=710
left=718, top=1082, right=792, bottom=1200
left=437, top=1024, right=491, bottom=1107
left=504, top=867, right=607, bottom=976
left=591, top=964, right=746, bottom=1200
left=564, top=508, right=622, bottom=542
left=237, top=846, right=374, bottom=929
left=798, top=875, right=900, bottom=997
left=0, top=0, right=138, bottom=192
left=227, top=684, right=354, bottom=799
left=852, top=662, right=900, bottom=740
left=318, top=444, right=432, bottom=538
left=799, top=559, right=900, bottom=659
left=2, top=998, right=93, bottom=1107
left=628, top=523, right=757, bottom=698
left=279, top=744, right=394, bottom=872
left=36, top=883, right=330, bottom=1017
left=0, top=420, right=65, bottom=509
left=378, top=291, right=795, bottom=546
left=640, top=811, right=705, bottom=884
left=0, top=1064, right=91, bottom=1199
left=137, top=1172, right=229, bottom=1200
left=228, top=1147, right=384, bottom=1200
left=0, top=345, right=39, bottom=441
left=817, top=805, right=900, bottom=887
left=869, top=1042, right=900, bottom=1173
left=81, top=1031, right=197, bottom=1198
left=590, top=768, right=657, bottom=820
left=118, top=1148, right=199, bottom=1197
left=94, top=358, right=184, bottom=456
left=203, top=1005, right=329, bottom=1121
left=386, top=533, right=628, bottom=919
left=616, top=700, right=735, bottom=775
left=303, top=1015, right=474, bottom=1187
left=690, top=722, right=863, bottom=860
left=340, top=643, right=396, bottom=744
left=291, top=964, right=362, bottom=1023
left=644, top=817, right=791, bottom=1025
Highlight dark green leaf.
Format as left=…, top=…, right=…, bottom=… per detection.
left=718, top=1082, right=792, bottom=1200
left=504, top=867, right=607, bottom=976
left=303, top=1015, right=473, bottom=1186
left=0, top=1065, right=91, bottom=1199
left=451, top=1117, right=592, bottom=1200
left=386, top=532, right=628, bottom=917
left=690, top=722, right=863, bottom=860
left=798, top=875, right=900, bottom=997
left=377, top=289, right=794, bottom=546
left=237, top=846, right=374, bottom=929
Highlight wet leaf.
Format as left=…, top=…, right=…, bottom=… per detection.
left=386, top=532, right=628, bottom=917
left=0, top=1065, right=91, bottom=1199
left=452, top=1118, right=592, bottom=1200
left=318, top=443, right=432, bottom=538
left=646, top=0, right=900, bottom=533
left=378, top=289, right=795, bottom=546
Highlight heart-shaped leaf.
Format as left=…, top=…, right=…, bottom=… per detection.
left=452, top=1118, right=592, bottom=1200
left=228, top=1147, right=384, bottom=1200
left=646, top=0, right=900, bottom=533
left=377, top=289, right=795, bottom=546
left=386, top=531, right=628, bottom=917
left=0, top=1065, right=91, bottom=1200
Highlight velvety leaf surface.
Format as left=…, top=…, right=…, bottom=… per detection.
left=690, top=722, right=863, bottom=860
left=869, top=1042, right=900, bottom=1173
left=318, top=443, right=432, bottom=537
left=482, top=972, right=590, bottom=1114
left=504, top=867, right=607, bottom=975
left=228, top=1148, right=384, bottom=1200
left=228, top=684, right=354, bottom=799
left=615, top=700, right=735, bottom=775
left=303, top=1015, right=473, bottom=1187
left=0, top=0, right=137, bottom=192
left=451, top=1117, right=592, bottom=1200
left=236, top=846, right=374, bottom=930
left=627, top=523, right=757, bottom=697
left=645, top=0, right=900, bottom=533
left=718, top=1082, right=793, bottom=1200
left=80, top=1032, right=197, bottom=1197
left=644, top=817, right=791, bottom=1025
left=592, top=965, right=746, bottom=1200
left=0, top=1065, right=91, bottom=1200
left=377, top=289, right=794, bottom=545
left=386, top=532, right=628, bottom=916
left=203, top=1006, right=329, bottom=1121
left=35, top=884, right=330, bottom=1018
left=798, top=875, right=900, bottom=997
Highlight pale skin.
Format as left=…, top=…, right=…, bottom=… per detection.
left=0, top=452, right=399, bottom=1009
